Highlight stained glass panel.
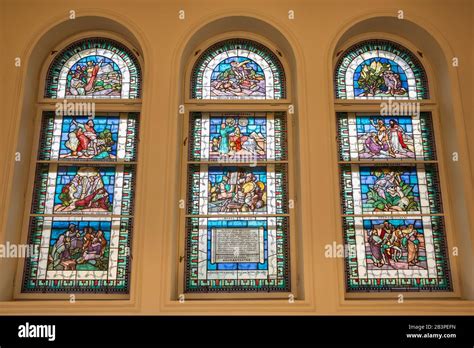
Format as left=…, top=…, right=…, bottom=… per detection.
left=187, top=164, right=288, bottom=216
left=191, top=39, right=286, bottom=100
left=189, top=112, right=287, bottom=162
left=31, top=164, right=135, bottom=216
left=337, top=113, right=436, bottom=161
left=185, top=217, right=289, bottom=293
left=335, top=40, right=429, bottom=99
left=38, top=112, right=139, bottom=162
left=22, top=216, right=132, bottom=294
left=343, top=216, right=451, bottom=291
left=339, top=164, right=442, bottom=216
left=45, top=38, right=141, bottom=99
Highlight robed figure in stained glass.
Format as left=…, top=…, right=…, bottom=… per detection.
left=218, top=121, right=235, bottom=155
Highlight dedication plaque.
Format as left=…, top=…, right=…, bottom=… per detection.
left=211, top=227, right=264, bottom=263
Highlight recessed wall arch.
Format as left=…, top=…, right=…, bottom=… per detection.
left=1, top=14, right=148, bottom=301
left=171, top=15, right=308, bottom=301
left=329, top=15, right=473, bottom=300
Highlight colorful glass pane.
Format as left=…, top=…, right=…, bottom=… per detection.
left=185, top=217, right=290, bottom=293
left=335, top=40, right=429, bottom=99
left=38, top=112, right=139, bottom=162
left=45, top=38, right=141, bottom=99
left=189, top=112, right=287, bottom=162
left=340, top=164, right=442, bottom=216
left=31, top=164, right=135, bottom=216
left=22, top=216, right=132, bottom=294
left=343, top=216, right=451, bottom=291
left=337, top=113, right=436, bottom=161
left=191, top=39, right=286, bottom=100
left=187, top=164, right=288, bottom=216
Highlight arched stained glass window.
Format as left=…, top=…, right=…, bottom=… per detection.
left=191, top=39, right=286, bottom=100
left=21, top=36, right=142, bottom=296
left=335, top=40, right=429, bottom=100
left=45, top=37, right=141, bottom=99
left=335, top=40, right=452, bottom=293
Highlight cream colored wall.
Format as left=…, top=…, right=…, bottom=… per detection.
left=0, top=0, right=473, bottom=314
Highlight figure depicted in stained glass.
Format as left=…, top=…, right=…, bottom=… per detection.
left=387, top=119, right=411, bottom=155
left=211, top=58, right=265, bottom=98
left=362, top=167, right=419, bottom=213
left=218, top=120, right=235, bottom=155
left=61, top=118, right=116, bottom=159
left=48, top=223, right=108, bottom=271
left=67, top=56, right=122, bottom=97
left=210, top=117, right=266, bottom=160
left=55, top=167, right=112, bottom=213
left=209, top=167, right=266, bottom=213
left=365, top=220, right=424, bottom=270
left=360, top=117, right=414, bottom=159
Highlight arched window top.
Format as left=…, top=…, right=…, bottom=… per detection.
left=191, top=38, right=286, bottom=100
left=335, top=39, right=429, bottom=100
left=45, top=37, right=142, bottom=99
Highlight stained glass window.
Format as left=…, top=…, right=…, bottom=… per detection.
left=184, top=112, right=290, bottom=293
left=335, top=40, right=429, bottom=100
left=22, top=112, right=139, bottom=294
left=337, top=112, right=451, bottom=292
left=191, top=39, right=286, bottom=100
left=45, top=38, right=141, bottom=99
